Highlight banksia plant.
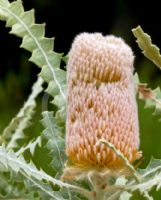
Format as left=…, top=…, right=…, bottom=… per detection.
left=65, top=33, right=141, bottom=175
left=2, top=1, right=161, bottom=199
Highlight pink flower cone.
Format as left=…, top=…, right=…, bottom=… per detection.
left=66, top=33, right=141, bottom=169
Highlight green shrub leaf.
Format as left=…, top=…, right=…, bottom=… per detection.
left=0, top=146, right=89, bottom=199
left=1, top=77, right=43, bottom=149
left=132, top=26, right=161, bottom=69
left=0, top=0, right=66, bottom=108
left=41, top=111, right=66, bottom=174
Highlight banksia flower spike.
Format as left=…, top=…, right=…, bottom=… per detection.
left=65, top=33, right=141, bottom=174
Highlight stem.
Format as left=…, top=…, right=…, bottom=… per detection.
left=88, top=172, right=108, bottom=200
left=92, top=189, right=106, bottom=200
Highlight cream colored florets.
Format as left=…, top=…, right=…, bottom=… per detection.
left=66, top=33, right=141, bottom=169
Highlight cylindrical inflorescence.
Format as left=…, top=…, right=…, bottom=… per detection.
left=66, top=33, right=141, bottom=169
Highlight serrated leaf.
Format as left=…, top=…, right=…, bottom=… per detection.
left=0, top=146, right=90, bottom=199
left=52, top=95, right=66, bottom=108
left=55, top=107, right=66, bottom=126
left=121, top=158, right=161, bottom=199
left=2, top=77, right=43, bottom=149
left=6, top=2, right=24, bottom=27
left=0, top=1, right=68, bottom=164
left=138, top=158, right=161, bottom=178
left=132, top=26, right=161, bottom=69
left=0, top=175, right=39, bottom=200
left=16, top=136, right=41, bottom=156
left=45, top=81, right=59, bottom=97
left=41, top=111, right=66, bottom=173
left=25, top=178, right=66, bottom=200
left=10, top=10, right=35, bottom=37
left=0, top=0, right=66, bottom=107
left=21, top=35, right=54, bottom=52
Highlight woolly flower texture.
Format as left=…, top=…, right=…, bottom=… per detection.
left=66, top=33, right=141, bottom=170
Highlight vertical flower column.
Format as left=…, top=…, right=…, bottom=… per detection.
left=66, top=33, right=141, bottom=170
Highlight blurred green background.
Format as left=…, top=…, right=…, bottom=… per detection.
left=0, top=0, right=161, bottom=199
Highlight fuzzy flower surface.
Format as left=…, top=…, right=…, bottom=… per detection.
left=66, top=33, right=141, bottom=169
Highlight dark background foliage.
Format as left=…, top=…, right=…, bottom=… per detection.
left=0, top=0, right=161, bottom=198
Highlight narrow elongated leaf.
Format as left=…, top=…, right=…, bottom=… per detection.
left=1, top=76, right=43, bottom=149
left=41, top=111, right=66, bottom=174
left=132, top=26, right=161, bottom=69
left=0, top=146, right=90, bottom=199
left=0, top=0, right=66, bottom=115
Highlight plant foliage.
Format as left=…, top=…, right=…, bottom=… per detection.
left=132, top=26, right=161, bottom=69
left=1, top=76, right=43, bottom=149
left=0, top=1, right=161, bottom=199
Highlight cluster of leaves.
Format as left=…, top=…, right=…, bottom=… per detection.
left=0, top=0, right=69, bottom=199
left=0, top=0, right=161, bottom=200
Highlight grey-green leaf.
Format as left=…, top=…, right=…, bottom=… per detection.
left=132, top=26, right=161, bottom=69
